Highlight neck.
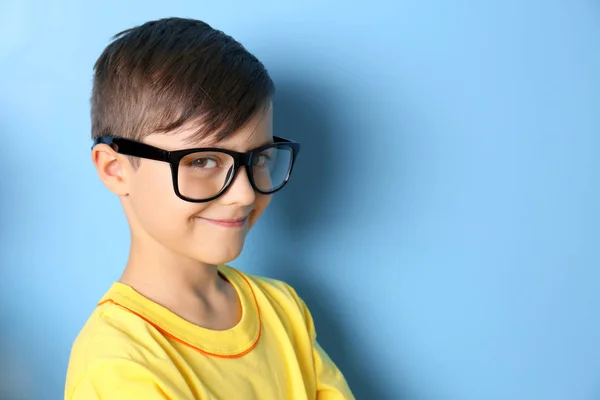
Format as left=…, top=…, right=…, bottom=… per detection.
left=120, top=232, right=226, bottom=305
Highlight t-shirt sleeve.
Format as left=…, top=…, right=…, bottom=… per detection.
left=285, top=285, right=355, bottom=400
left=68, top=361, right=174, bottom=400
left=312, top=339, right=356, bottom=400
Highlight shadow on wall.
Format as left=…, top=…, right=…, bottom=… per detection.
left=260, top=80, right=394, bottom=399
left=0, top=125, right=34, bottom=400
left=0, top=339, right=34, bottom=400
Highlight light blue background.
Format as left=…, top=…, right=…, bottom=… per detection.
left=1, top=1, right=599, bottom=399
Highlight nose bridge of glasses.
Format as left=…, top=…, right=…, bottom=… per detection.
left=224, top=151, right=252, bottom=181
left=222, top=162, right=255, bottom=201
left=231, top=162, right=252, bottom=183
left=239, top=150, right=254, bottom=167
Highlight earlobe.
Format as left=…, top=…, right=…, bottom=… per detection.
left=92, top=145, right=129, bottom=196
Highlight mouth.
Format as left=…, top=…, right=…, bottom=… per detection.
left=197, top=216, right=249, bottom=228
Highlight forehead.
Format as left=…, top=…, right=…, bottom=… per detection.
left=146, top=104, right=273, bottom=152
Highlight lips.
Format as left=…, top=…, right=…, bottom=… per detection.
left=210, top=217, right=247, bottom=223
left=198, top=216, right=249, bottom=228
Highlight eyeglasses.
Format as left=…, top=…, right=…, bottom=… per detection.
left=92, top=136, right=301, bottom=202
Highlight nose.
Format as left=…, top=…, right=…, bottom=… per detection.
left=221, top=166, right=256, bottom=206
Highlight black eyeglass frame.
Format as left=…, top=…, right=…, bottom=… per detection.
left=92, top=136, right=301, bottom=203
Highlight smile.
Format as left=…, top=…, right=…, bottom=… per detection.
left=197, top=216, right=249, bottom=228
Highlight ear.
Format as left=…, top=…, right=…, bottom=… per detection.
left=91, top=144, right=130, bottom=196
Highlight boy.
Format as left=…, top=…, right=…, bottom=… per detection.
left=64, top=17, right=354, bottom=400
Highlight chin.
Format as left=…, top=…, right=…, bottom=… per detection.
left=194, top=246, right=245, bottom=266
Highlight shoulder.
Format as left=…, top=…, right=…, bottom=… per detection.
left=65, top=302, right=167, bottom=396
left=66, top=303, right=147, bottom=368
left=69, top=301, right=156, bottom=361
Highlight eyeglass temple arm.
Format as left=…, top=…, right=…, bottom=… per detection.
left=93, top=136, right=169, bottom=162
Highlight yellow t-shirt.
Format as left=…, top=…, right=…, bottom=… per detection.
left=64, top=265, right=354, bottom=399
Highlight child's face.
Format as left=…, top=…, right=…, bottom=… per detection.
left=121, top=105, right=274, bottom=265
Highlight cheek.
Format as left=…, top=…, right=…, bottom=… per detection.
left=249, top=194, right=271, bottom=228
left=129, top=163, right=204, bottom=233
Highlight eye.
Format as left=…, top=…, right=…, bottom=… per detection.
left=191, top=157, right=218, bottom=169
left=253, top=153, right=272, bottom=168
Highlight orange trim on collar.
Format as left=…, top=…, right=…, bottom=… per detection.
left=97, top=269, right=262, bottom=359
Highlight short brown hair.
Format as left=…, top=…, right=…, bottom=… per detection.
left=91, top=17, right=275, bottom=146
